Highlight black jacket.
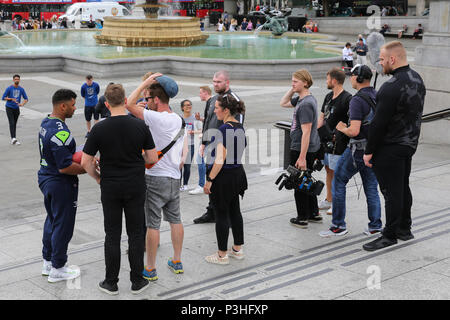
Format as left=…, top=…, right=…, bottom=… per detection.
left=365, top=65, right=426, bottom=154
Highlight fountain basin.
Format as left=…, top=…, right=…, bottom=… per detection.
left=0, top=30, right=342, bottom=79
left=94, top=16, right=208, bottom=47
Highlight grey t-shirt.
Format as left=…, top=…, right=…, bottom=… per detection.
left=290, top=95, right=320, bottom=153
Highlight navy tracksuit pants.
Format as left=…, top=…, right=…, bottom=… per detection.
left=40, top=178, right=78, bottom=269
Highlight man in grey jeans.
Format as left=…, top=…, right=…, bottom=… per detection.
left=127, top=73, right=188, bottom=281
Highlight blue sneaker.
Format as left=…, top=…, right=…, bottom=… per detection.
left=167, top=259, right=184, bottom=274
left=142, top=267, right=158, bottom=281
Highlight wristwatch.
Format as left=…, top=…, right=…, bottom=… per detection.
left=206, top=175, right=214, bottom=182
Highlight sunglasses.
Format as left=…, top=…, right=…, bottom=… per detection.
left=144, top=96, right=154, bottom=102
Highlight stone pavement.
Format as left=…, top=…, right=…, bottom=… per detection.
left=1, top=62, right=450, bottom=300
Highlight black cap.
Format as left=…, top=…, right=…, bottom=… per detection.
left=349, top=64, right=373, bottom=80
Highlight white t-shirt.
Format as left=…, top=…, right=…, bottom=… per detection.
left=342, top=47, right=353, bottom=61
left=143, top=109, right=184, bottom=179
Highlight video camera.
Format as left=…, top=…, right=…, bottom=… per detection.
left=275, top=165, right=324, bottom=196
left=318, top=124, right=335, bottom=154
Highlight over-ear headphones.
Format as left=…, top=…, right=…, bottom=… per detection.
left=356, top=65, right=364, bottom=83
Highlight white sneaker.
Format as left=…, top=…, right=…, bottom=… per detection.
left=327, top=206, right=332, bottom=215
left=10, top=138, right=17, bottom=145
left=48, top=266, right=80, bottom=283
left=228, top=247, right=245, bottom=260
left=318, top=199, right=332, bottom=210
left=42, top=260, right=52, bottom=276
left=363, top=228, right=382, bottom=236
left=15, top=139, right=21, bottom=145
left=179, top=185, right=189, bottom=192
left=189, top=186, right=204, bottom=195
left=205, top=252, right=229, bottom=265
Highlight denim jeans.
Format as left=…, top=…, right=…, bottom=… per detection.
left=182, top=145, right=195, bottom=185
left=196, top=151, right=206, bottom=187
left=332, top=148, right=382, bottom=230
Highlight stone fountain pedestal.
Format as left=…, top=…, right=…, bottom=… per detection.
left=94, top=0, right=208, bottom=47
left=94, top=16, right=208, bottom=47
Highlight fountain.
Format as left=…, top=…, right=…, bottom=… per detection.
left=0, top=31, right=25, bottom=48
left=94, top=0, right=208, bottom=47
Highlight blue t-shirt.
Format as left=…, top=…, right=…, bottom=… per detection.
left=81, top=82, right=100, bottom=107
left=349, top=87, right=377, bottom=141
left=2, top=85, right=28, bottom=109
left=208, top=122, right=247, bottom=169
left=38, top=116, right=77, bottom=184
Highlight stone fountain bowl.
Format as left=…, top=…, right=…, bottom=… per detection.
left=94, top=16, right=208, bottom=47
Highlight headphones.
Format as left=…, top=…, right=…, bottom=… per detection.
left=351, top=64, right=367, bottom=84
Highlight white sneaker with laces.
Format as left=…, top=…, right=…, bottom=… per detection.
left=318, top=199, right=332, bottom=210
left=179, top=185, right=189, bottom=192
left=42, top=260, right=52, bottom=276
left=11, top=138, right=17, bottom=145
left=48, top=266, right=80, bottom=283
left=228, top=248, right=244, bottom=260
left=205, top=252, right=229, bottom=265
left=189, top=186, right=204, bottom=195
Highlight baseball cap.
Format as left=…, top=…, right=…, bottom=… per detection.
left=155, top=75, right=178, bottom=98
left=349, top=64, right=373, bottom=80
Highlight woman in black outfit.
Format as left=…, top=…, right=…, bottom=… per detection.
left=204, top=93, right=247, bottom=265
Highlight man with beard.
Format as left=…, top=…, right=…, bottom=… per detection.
left=38, top=89, right=85, bottom=283
left=193, top=70, right=244, bottom=224
left=363, top=41, right=426, bottom=251
left=317, top=67, right=352, bottom=215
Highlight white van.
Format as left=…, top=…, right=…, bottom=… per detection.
left=59, top=2, right=131, bottom=26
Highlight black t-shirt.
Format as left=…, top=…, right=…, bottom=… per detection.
left=83, top=115, right=155, bottom=186
left=321, top=90, right=352, bottom=154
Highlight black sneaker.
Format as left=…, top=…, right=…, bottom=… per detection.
left=363, top=236, right=397, bottom=252
left=290, top=217, right=308, bottom=229
left=193, top=212, right=215, bottom=224
left=397, top=232, right=414, bottom=241
left=98, top=280, right=119, bottom=295
left=308, top=215, right=323, bottom=223
left=131, top=278, right=149, bottom=295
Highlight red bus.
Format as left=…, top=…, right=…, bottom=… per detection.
left=162, top=0, right=224, bottom=18
left=0, top=0, right=134, bottom=22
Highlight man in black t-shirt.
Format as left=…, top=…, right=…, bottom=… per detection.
left=317, top=68, right=352, bottom=215
left=81, top=84, right=158, bottom=296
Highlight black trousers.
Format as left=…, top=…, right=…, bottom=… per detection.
left=210, top=167, right=246, bottom=251
left=100, top=182, right=145, bottom=284
left=372, top=145, right=415, bottom=239
left=290, top=150, right=319, bottom=221
left=6, top=107, right=20, bottom=139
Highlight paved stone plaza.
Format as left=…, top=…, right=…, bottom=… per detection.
left=1, top=36, right=450, bottom=300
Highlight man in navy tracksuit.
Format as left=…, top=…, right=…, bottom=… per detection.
left=38, top=89, right=86, bottom=283
left=81, top=75, right=100, bottom=138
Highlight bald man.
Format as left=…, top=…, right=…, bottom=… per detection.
left=362, top=41, right=426, bottom=251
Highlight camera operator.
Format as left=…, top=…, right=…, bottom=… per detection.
left=280, top=69, right=322, bottom=229
left=319, top=65, right=382, bottom=237
left=317, top=68, right=352, bottom=215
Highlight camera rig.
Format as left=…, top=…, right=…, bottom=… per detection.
left=275, top=165, right=325, bottom=196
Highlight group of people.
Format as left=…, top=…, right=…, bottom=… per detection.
left=11, top=16, right=67, bottom=30
left=342, top=34, right=368, bottom=68
left=216, top=17, right=262, bottom=32
left=3, top=40, right=426, bottom=296
left=35, top=70, right=248, bottom=295
left=282, top=41, right=425, bottom=253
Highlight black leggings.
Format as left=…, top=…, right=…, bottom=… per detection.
left=6, top=107, right=20, bottom=139
left=210, top=167, right=246, bottom=251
